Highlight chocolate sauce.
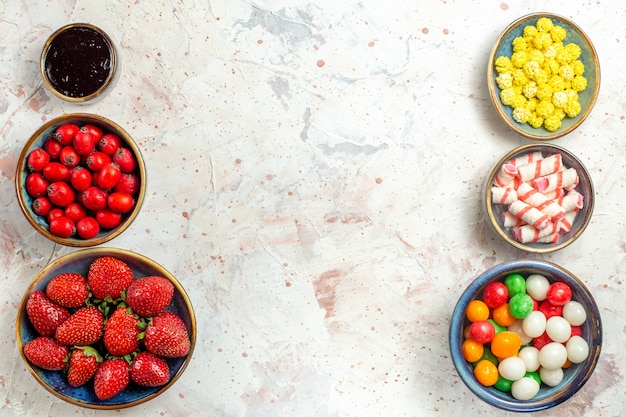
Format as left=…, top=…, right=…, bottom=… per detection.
left=44, top=26, right=113, bottom=98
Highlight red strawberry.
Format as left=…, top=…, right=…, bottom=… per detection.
left=23, top=336, right=69, bottom=371
left=103, top=307, right=143, bottom=357
left=87, top=256, right=134, bottom=301
left=144, top=312, right=190, bottom=358
left=130, top=351, right=170, bottom=387
left=67, top=346, right=102, bottom=387
left=125, top=276, right=174, bottom=318
left=93, top=358, right=130, bottom=400
left=46, top=272, right=89, bottom=308
left=55, top=306, right=104, bottom=346
left=26, top=291, right=70, bottom=336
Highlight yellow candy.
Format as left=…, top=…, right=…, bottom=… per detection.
left=494, top=19, right=588, bottom=131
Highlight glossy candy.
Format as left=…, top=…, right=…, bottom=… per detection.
left=462, top=339, right=484, bottom=363
left=509, top=293, right=533, bottom=319
left=566, top=336, right=589, bottom=363
left=491, top=331, right=522, bottom=358
left=498, top=356, right=527, bottom=381
left=525, top=274, right=550, bottom=301
left=538, top=342, right=568, bottom=370
left=504, top=273, right=526, bottom=297
left=546, top=282, right=572, bottom=306
left=522, top=310, right=547, bottom=338
left=466, top=299, right=490, bottom=322
left=545, top=316, right=572, bottom=343
left=511, top=376, right=540, bottom=400
left=562, top=301, right=587, bottom=326
left=474, top=360, right=499, bottom=387
left=492, top=303, right=517, bottom=327
left=469, top=321, right=496, bottom=344
left=483, top=282, right=508, bottom=308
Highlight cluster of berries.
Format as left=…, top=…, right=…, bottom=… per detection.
left=24, top=122, right=140, bottom=239
left=23, top=256, right=191, bottom=401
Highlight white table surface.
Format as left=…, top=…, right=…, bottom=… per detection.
left=1, top=1, right=624, bottom=416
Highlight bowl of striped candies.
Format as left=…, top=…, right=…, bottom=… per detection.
left=484, top=143, right=594, bottom=253
left=449, top=260, right=602, bottom=412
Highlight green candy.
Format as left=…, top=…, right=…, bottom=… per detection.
left=509, top=293, right=534, bottom=319
left=488, top=319, right=506, bottom=335
left=494, top=374, right=513, bottom=392
left=504, top=273, right=526, bottom=297
left=525, top=371, right=541, bottom=386
left=473, top=347, right=498, bottom=367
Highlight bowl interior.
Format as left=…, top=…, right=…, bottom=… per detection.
left=488, top=13, right=600, bottom=140
left=485, top=143, right=594, bottom=253
left=15, top=114, right=146, bottom=247
left=449, top=260, right=602, bottom=412
left=16, top=247, right=196, bottom=409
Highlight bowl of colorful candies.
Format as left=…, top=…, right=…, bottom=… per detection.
left=15, top=113, right=146, bottom=247
left=16, top=247, right=196, bottom=409
left=449, top=260, right=602, bottom=412
left=488, top=13, right=600, bottom=140
left=484, top=142, right=594, bottom=253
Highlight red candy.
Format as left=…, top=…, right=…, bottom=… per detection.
left=546, top=282, right=572, bottom=306
left=468, top=320, right=496, bottom=344
left=483, top=282, right=508, bottom=309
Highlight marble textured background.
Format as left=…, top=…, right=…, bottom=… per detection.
left=1, top=1, right=625, bottom=416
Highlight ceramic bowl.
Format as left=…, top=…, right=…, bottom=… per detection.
left=16, top=247, right=196, bottom=410
left=488, top=13, right=600, bottom=140
left=484, top=143, right=594, bottom=253
left=449, top=260, right=602, bottom=412
left=40, top=23, right=119, bottom=103
left=15, top=113, right=146, bottom=247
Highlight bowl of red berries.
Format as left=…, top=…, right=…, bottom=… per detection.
left=449, top=260, right=602, bottom=412
left=16, top=247, right=196, bottom=409
left=15, top=113, right=146, bottom=247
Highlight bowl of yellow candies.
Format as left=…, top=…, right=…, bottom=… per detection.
left=488, top=13, right=600, bottom=140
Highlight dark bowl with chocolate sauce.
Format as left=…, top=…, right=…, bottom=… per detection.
left=40, top=23, right=119, bottom=103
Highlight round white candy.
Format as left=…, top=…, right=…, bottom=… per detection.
left=507, top=319, right=533, bottom=345
left=545, top=316, right=572, bottom=343
left=498, top=356, right=527, bottom=381
left=540, top=366, right=564, bottom=387
left=518, top=346, right=540, bottom=372
left=526, top=274, right=550, bottom=301
left=566, top=335, right=589, bottom=363
left=511, top=376, right=540, bottom=400
left=539, top=342, right=568, bottom=370
left=523, top=310, right=547, bottom=338
left=562, top=301, right=587, bottom=326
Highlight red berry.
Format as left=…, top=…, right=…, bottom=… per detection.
left=25, top=290, right=70, bottom=336
left=103, top=307, right=143, bottom=356
left=93, top=358, right=130, bottom=400
left=54, top=123, right=79, bottom=145
left=55, top=305, right=104, bottom=346
left=32, top=196, right=52, bottom=216
left=115, top=173, right=140, bottom=196
left=85, top=151, right=111, bottom=171
left=23, top=337, right=69, bottom=371
left=47, top=181, right=75, bottom=207
left=60, top=145, right=80, bottom=168
left=113, top=147, right=137, bottom=173
left=130, top=351, right=170, bottom=387
left=76, top=216, right=100, bottom=239
left=97, top=162, right=121, bottom=190
left=43, top=137, right=62, bottom=159
left=27, top=148, right=50, bottom=172
left=49, top=215, right=76, bottom=238
left=81, top=186, right=108, bottom=211
left=82, top=124, right=103, bottom=142
left=144, top=311, right=191, bottom=358
left=73, top=130, right=96, bottom=156
left=42, top=161, right=70, bottom=182
left=98, top=133, right=122, bottom=156
left=87, top=256, right=134, bottom=300
left=46, top=207, right=64, bottom=223
left=64, top=202, right=88, bottom=222
left=96, top=208, right=123, bottom=229
left=46, top=272, right=89, bottom=308
left=70, top=166, right=92, bottom=191
left=125, top=276, right=174, bottom=317
left=67, top=346, right=102, bottom=387
left=25, top=173, right=50, bottom=198
left=107, top=191, right=134, bottom=213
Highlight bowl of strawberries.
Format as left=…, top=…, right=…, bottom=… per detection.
left=15, top=113, right=146, bottom=247
left=16, top=247, right=196, bottom=409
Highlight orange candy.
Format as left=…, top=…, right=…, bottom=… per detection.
left=474, top=359, right=499, bottom=386
left=492, top=303, right=517, bottom=327
left=466, top=299, right=490, bottom=322
left=490, top=331, right=522, bottom=358
left=462, top=339, right=484, bottom=363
